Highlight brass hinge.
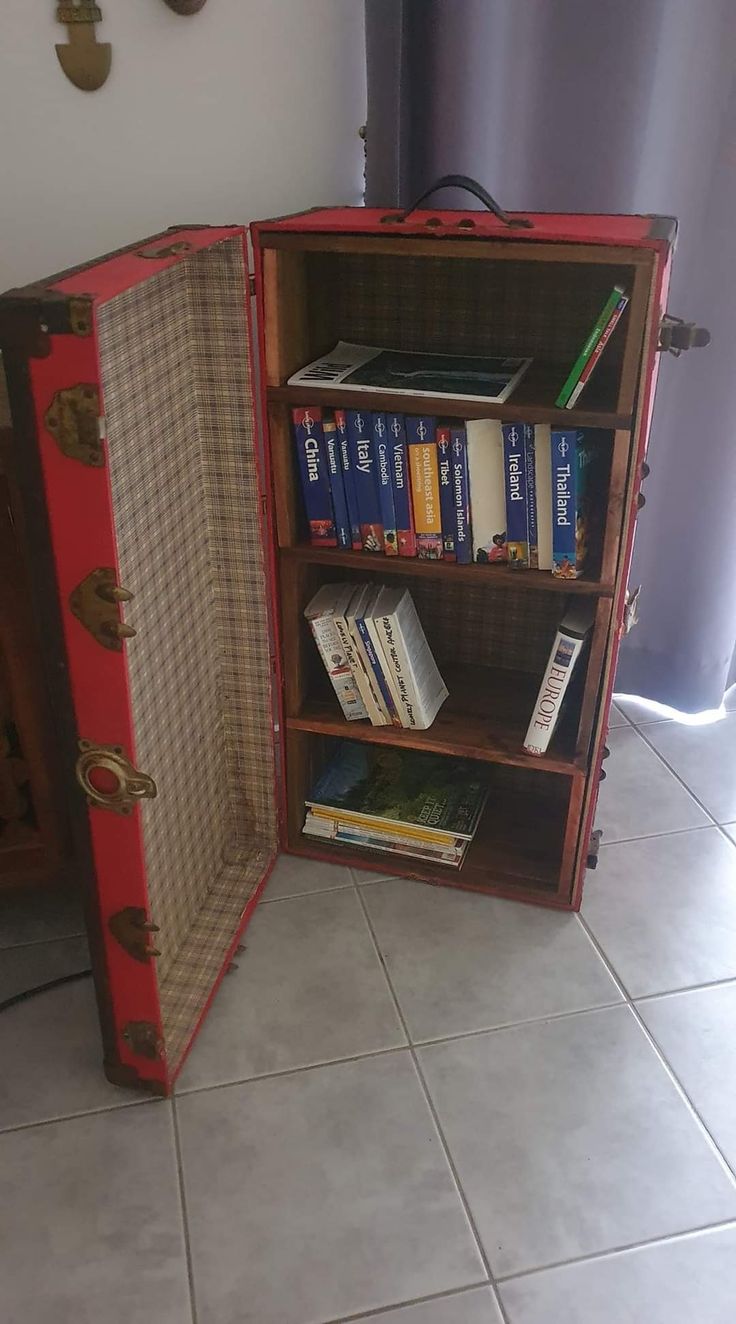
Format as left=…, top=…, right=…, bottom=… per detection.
left=109, top=907, right=161, bottom=963
left=122, top=1021, right=163, bottom=1060
left=586, top=829, right=603, bottom=870
left=658, top=316, right=710, bottom=355
left=69, top=567, right=135, bottom=651
left=69, top=297, right=93, bottom=337
left=76, top=740, right=157, bottom=816
left=44, top=383, right=104, bottom=466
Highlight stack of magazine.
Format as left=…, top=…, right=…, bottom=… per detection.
left=303, top=742, right=489, bottom=869
left=305, top=583, right=448, bottom=730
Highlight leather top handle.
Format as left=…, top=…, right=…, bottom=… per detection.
left=381, top=174, right=534, bottom=229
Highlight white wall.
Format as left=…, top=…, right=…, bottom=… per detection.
left=0, top=0, right=366, bottom=289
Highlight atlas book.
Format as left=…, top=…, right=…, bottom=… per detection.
left=288, top=341, right=531, bottom=404
left=450, top=424, right=472, bottom=564
left=523, top=601, right=595, bottom=756
left=323, top=413, right=351, bottom=550
left=407, top=416, right=443, bottom=559
left=555, top=285, right=629, bottom=408
left=466, top=419, right=507, bottom=563
left=303, top=741, right=490, bottom=869
left=551, top=429, right=600, bottom=579
left=502, top=423, right=529, bottom=566
left=369, top=584, right=448, bottom=730
left=292, top=406, right=337, bottom=546
left=334, top=409, right=362, bottom=550
left=304, top=585, right=368, bottom=721
left=437, top=424, right=457, bottom=560
left=373, top=412, right=399, bottom=556
left=387, top=413, right=417, bottom=557
left=345, top=409, right=384, bottom=551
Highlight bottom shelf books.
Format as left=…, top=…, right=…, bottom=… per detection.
left=303, top=741, right=489, bottom=869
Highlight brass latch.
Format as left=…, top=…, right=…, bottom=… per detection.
left=76, top=741, right=157, bottom=816
left=109, top=907, right=161, bottom=963
left=658, top=316, right=710, bottom=355
left=586, top=829, right=603, bottom=870
left=70, top=567, right=135, bottom=651
left=122, top=1021, right=163, bottom=1060
left=44, top=384, right=104, bottom=467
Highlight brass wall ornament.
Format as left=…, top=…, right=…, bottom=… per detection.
left=55, top=3, right=112, bottom=92
left=162, top=0, right=209, bottom=13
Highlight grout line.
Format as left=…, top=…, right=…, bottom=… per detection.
left=495, top=1216, right=736, bottom=1284
left=319, top=1280, right=491, bottom=1324
left=412, top=996, right=626, bottom=1048
left=629, top=725, right=722, bottom=829
left=0, top=1094, right=154, bottom=1138
left=597, top=821, right=718, bottom=849
left=634, top=975, right=736, bottom=1005
left=258, top=883, right=355, bottom=904
left=170, top=1096, right=200, bottom=1324
left=353, top=885, right=498, bottom=1295
left=174, top=1042, right=409, bottom=1099
left=577, top=912, right=736, bottom=1190
left=0, top=930, right=87, bottom=954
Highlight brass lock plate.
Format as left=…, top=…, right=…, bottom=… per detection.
left=44, top=383, right=104, bottom=466
left=76, top=741, right=157, bottom=815
left=69, top=567, right=135, bottom=651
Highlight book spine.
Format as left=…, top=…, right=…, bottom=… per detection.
left=551, top=429, right=579, bottom=578
left=335, top=409, right=362, bottom=550
left=555, top=285, right=626, bottom=407
left=407, top=416, right=442, bottom=559
left=292, top=407, right=337, bottom=546
left=373, top=413, right=398, bottom=556
left=323, top=416, right=351, bottom=550
left=346, top=617, right=390, bottom=725
left=307, top=613, right=368, bottom=721
left=524, top=424, right=538, bottom=569
left=333, top=613, right=384, bottom=726
left=375, top=611, right=421, bottom=729
left=502, top=423, right=529, bottom=567
left=437, top=424, right=457, bottom=560
left=356, top=616, right=401, bottom=725
left=566, top=293, right=629, bottom=409
left=523, top=626, right=585, bottom=755
left=345, top=409, right=384, bottom=551
left=387, top=414, right=416, bottom=557
left=450, top=426, right=472, bottom=564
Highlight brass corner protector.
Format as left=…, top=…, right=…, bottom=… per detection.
left=121, top=1021, right=164, bottom=1061
left=44, top=383, right=104, bottom=466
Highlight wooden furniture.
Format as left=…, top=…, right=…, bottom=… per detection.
left=0, top=208, right=688, bottom=1092
left=251, top=210, right=673, bottom=910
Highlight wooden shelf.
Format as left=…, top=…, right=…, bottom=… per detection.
left=280, top=545, right=612, bottom=596
left=289, top=770, right=570, bottom=902
left=268, top=361, right=631, bottom=430
left=287, top=663, right=583, bottom=777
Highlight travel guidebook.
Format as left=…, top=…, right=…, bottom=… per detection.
left=288, top=341, right=531, bottom=404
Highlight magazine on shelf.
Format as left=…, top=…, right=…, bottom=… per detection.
left=288, top=341, right=532, bottom=404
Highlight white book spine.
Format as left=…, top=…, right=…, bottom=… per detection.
left=336, top=614, right=386, bottom=726
left=523, top=626, right=585, bottom=755
left=308, top=614, right=368, bottom=722
left=393, top=594, right=448, bottom=727
left=363, top=614, right=404, bottom=724
left=534, top=425, right=553, bottom=571
left=374, top=610, right=423, bottom=729
left=466, top=420, right=507, bottom=563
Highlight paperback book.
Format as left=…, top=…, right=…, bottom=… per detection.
left=551, top=429, right=600, bottom=579
left=450, top=425, right=472, bottom=564
left=323, top=413, right=351, bottom=550
left=345, top=409, right=384, bottom=551
left=303, top=585, right=368, bottom=721
left=523, top=602, right=595, bottom=756
left=437, top=424, right=457, bottom=560
left=387, top=413, right=417, bottom=557
left=502, top=423, right=530, bottom=567
left=555, top=285, right=629, bottom=409
left=370, top=585, right=448, bottom=730
left=334, top=408, right=362, bottom=550
left=288, top=341, right=531, bottom=404
left=407, top=416, right=443, bottom=559
left=373, top=412, right=398, bottom=555
left=466, top=419, right=507, bottom=563
left=292, top=406, right=337, bottom=546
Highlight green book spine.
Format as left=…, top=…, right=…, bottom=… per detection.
left=555, top=285, right=626, bottom=408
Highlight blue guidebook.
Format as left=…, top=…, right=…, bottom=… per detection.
left=502, top=423, right=529, bottom=566
left=524, top=424, right=538, bottom=568
left=387, top=413, right=416, bottom=557
left=450, top=424, right=472, bottom=564
left=335, top=409, right=362, bottom=550
left=436, top=423, right=457, bottom=560
left=345, top=409, right=384, bottom=552
left=323, top=414, right=351, bottom=550
left=551, top=428, right=597, bottom=579
left=292, top=406, right=337, bottom=546
left=373, top=412, right=398, bottom=556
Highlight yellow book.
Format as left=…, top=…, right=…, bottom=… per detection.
left=307, top=804, right=461, bottom=848
left=407, top=417, right=443, bottom=558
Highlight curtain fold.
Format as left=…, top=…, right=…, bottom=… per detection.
left=365, top=0, right=736, bottom=712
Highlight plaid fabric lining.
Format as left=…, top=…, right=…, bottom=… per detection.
left=308, top=252, right=632, bottom=366
left=97, top=238, right=276, bottom=1066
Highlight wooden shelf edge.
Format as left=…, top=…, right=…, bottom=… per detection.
left=279, top=544, right=613, bottom=597
left=286, top=708, right=584, bottom=778
left=268, top=384, right=632, bottom=431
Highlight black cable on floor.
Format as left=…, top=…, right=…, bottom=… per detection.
left=0, top=968, right=93, bottom=1014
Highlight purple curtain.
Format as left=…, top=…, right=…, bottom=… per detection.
left=365, top=0, right=736, bottom=712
